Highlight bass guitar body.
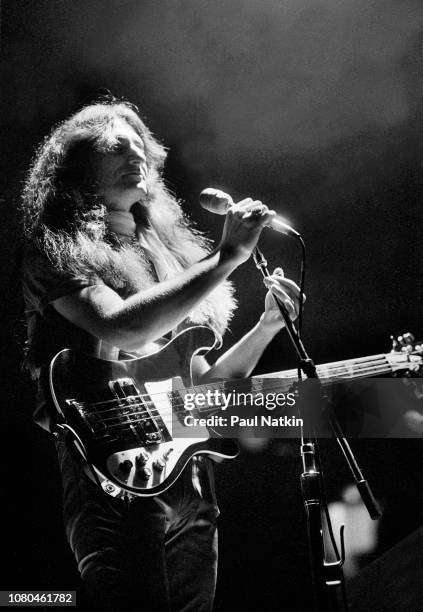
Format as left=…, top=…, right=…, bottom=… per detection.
left=49, top=326, right=239, bottom=498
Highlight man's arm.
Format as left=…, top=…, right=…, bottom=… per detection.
left=52, top=199, right=274, bottom=352
left=192, top=320, right=278, bottom=382
left=53, top=249, right=236, bottom=351
left=195, top=270, right=302, bottom=380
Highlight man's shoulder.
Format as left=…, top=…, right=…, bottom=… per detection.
left=21, top=243, right=55, bottom=290
left=21, top=242, right=103, bottom=312
left=22, top=242, right=46, bottom=267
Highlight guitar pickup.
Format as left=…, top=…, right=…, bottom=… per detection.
left=109, top=378, right=139, bottom=400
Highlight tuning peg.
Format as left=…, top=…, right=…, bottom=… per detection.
left=391, top=332, right=416, bottom=353
left=390, top=335, right=401, bottom=352
left=402, top=332, right=415, bottom=345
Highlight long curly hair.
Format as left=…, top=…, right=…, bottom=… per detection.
left=20, top=98, right=236, bottom=334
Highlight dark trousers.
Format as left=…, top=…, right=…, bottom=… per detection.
left=56, top=438, right=219, bottom=611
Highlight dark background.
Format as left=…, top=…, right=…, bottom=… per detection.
left=2, top=1, right=423, bottom=609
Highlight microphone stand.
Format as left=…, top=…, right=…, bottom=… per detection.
left=252, top=245, right=381, bottom=611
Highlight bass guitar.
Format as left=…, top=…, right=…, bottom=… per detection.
left=49, top=326, right=422, bottom=498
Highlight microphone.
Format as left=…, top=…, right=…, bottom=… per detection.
left=199, top=188, right=301, bottom=239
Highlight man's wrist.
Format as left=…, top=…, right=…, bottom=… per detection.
left=216, top=243, right=249, bottom=268
left=257, top=314, right=283, bottom=338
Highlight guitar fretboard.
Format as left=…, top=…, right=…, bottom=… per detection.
left=258, top=354, right=393, bottom=385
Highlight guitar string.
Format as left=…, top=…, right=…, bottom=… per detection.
left=85, top=356, right=393, bottom=413
left=87, top=353, right=394, bottom=410
left=84, top=361, right=394, bottom=426
left=84, top=354, right=394, bottom=411
left=86, top=361, right=393, bottom=424
left=82, top=363, right=396, bottom=437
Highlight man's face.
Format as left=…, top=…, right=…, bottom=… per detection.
left=94, top=118, right=148, bottom=211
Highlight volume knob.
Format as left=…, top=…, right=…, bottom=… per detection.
left=135, top=449, right=149, bottom=466
left=118, top=459, right=133, bottom=474
left=153, top=458, right=166, bottom=472
left=138, top=466, right=152, bottom=481
left=163, top=448, right=174, bottom=460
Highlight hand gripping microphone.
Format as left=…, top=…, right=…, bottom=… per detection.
left=199, top=188, right=301, bottom=239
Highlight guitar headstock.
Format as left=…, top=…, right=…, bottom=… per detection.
left=388, top=332, right=423, bottom=375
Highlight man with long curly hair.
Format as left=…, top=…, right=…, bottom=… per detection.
left=20, top=99, right=301, bottom=611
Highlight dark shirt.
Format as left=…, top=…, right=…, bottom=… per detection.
left=21, top=244, right=106, bottom=429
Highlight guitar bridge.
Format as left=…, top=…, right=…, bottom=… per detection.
left=66, top=399, right=105, bottom=436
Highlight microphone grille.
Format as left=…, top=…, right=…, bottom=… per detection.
left=199, top=188, right=233, bottom=214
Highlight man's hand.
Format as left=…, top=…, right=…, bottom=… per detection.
left=260, top=267, right=304, bottom=333
left=218, top=198, right=276, bottom=265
